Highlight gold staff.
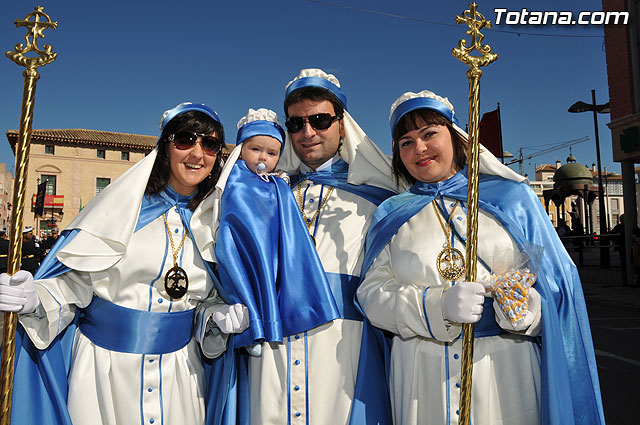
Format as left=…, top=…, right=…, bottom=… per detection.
left=1, top=6, right=58, bottom=424
left=451, top=3, right=497, bottom=425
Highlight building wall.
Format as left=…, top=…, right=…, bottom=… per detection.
left=25, top=142, right=147, bottom=236
left=603, top=0, right=635, bottom=121
left=0, top=163, right=14, bottom=232
left=604, top=0, right=640, bottom=162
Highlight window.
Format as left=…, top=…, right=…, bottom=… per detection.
left=45, top=145, right=55, bottom=155
left=41, top=175, right=56, bottom=195
left=121, top=151, right=130, bottom=161
left=96, top=178, right=111, bottom=195
left=97, top=149, right=106, bottom=159
left=611, top=198, right=619, bottom=211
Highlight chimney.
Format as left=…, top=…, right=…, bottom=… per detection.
left=592, top=163, right=596, bottom=172
left=555, top=160, right=561, bottom=169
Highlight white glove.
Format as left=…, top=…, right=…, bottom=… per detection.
left=211, top=303, right=250, bottom=334
left=494, top=287, right=541, bottom=332
left=441, top=281, right=485, bottom=323
left=0, top=271, right=41, bottom=314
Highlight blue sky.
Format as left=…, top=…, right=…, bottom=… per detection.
left=0, top=0, right=617, bottom=179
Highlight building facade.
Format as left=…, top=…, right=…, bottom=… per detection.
left=602, top=0, right=640, bottom=281
left=0, top=163, right=14, bottom=232
left=6, top=129, right=156, bottom=237
left=529, top=159, right=624, bottom=234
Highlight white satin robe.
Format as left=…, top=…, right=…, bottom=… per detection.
left=357, top=196, right=542, bottom=425
left=19, top=207, right=226, bottom=425
left=247, top=179, right=378, bottom=425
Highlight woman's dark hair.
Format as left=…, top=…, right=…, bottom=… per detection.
left=146, top=110, right=225, bottom=210
left=284, top=86, right=345, bottom=118
left=391, top=108, right=468, bottom=186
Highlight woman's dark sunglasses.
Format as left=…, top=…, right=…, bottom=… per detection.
left=168, top=132, right=222, bottom=155
left=285, top=113, right=342, bottom=133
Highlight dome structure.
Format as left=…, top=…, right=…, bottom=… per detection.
left=553, top=161, right=593, bottom=187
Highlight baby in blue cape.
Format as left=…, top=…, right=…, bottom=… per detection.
left=214, top=108, right=339, bottom=353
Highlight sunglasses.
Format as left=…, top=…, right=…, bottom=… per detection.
left=168, top=132, right=223, bottom=155
left=285, top=113, right=342, bottom=133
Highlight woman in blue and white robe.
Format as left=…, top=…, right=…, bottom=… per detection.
left=0, top=103, right=248, bottom=425
left=357, top=90, right=605, bottom=425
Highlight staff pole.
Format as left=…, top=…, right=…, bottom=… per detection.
left=1, top=6, right=58, bottom=424
left=451, top=3, right=497, bottom=425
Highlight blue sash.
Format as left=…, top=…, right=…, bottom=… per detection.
left=79, top=297, right=195, bottom=354
left=326, top=273, right=361, bottom=321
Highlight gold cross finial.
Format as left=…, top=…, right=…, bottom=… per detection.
left=452, top=3, right=497, bottom=71
left=6, top=6, right=58, bottom=70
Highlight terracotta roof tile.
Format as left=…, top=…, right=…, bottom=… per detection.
left=6, top=129, right=157, bottom=151
left=6, top=129, right=235, bottom=159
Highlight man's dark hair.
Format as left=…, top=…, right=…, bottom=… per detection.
left=146, top=110, right=224, bottom=210
left=284, top=86, right=345, bottom=118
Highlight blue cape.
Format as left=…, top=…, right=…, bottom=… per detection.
left=215, top=160, right=340, bottom=347
left=4, top=187, right=236, bottom=425
left=361, top=170, right=605, bottom=425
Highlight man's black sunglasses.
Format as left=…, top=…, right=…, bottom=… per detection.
left=168, top=132, right=223, bottom=155
left=285, top=113, right=342, bottom=133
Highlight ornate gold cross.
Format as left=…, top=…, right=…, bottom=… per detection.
left=452, top=2, right=497, bottom=72
left=1, top=6, right=58, bottom=424
left=451, top=4, right=498, bottom=425
left=6, top=5, right=58, bottom=70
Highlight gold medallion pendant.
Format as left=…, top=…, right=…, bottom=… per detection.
left=164, top=265, right=189, bottom=299
left=436, top=246, right=465, bottom=281
left=162, top=213, right=190, bottom=300
left=297, top=183, right=333, bottom=248
left=433, top=200, right=466, bottom=282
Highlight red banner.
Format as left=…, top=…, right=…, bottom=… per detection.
left=479, top=108, right=503, bottom=158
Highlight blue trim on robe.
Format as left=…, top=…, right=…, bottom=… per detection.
left=5, top=186, right=236, bottom=425
left=215, top=161, right=340, bottom=347
left=290, top=159, right=395, bottom=207
left=360, top=170, right=605, bottom=425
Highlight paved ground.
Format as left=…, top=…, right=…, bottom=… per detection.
left=573, top=247, right=640, bottom=425
left=577, top=253, right=640, bottom=310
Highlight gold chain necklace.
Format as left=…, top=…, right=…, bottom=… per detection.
left=296, top=182, right=334, bottom=246
left=433, top=200, right=465, bottom=282
left=163, top=213, right=189, bottom=299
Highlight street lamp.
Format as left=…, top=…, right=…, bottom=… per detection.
left=569, top=89, right=610, bottom=267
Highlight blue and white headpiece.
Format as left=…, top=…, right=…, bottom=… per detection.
left=389, top=89, right=525, bottom=183
left=159, top=102, right=221, bottom=134
left=389, top=90, right=465, bottom=139
left=236, top=108, right=285, bottom=151
left=285, top=68, right=348, bottom=110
